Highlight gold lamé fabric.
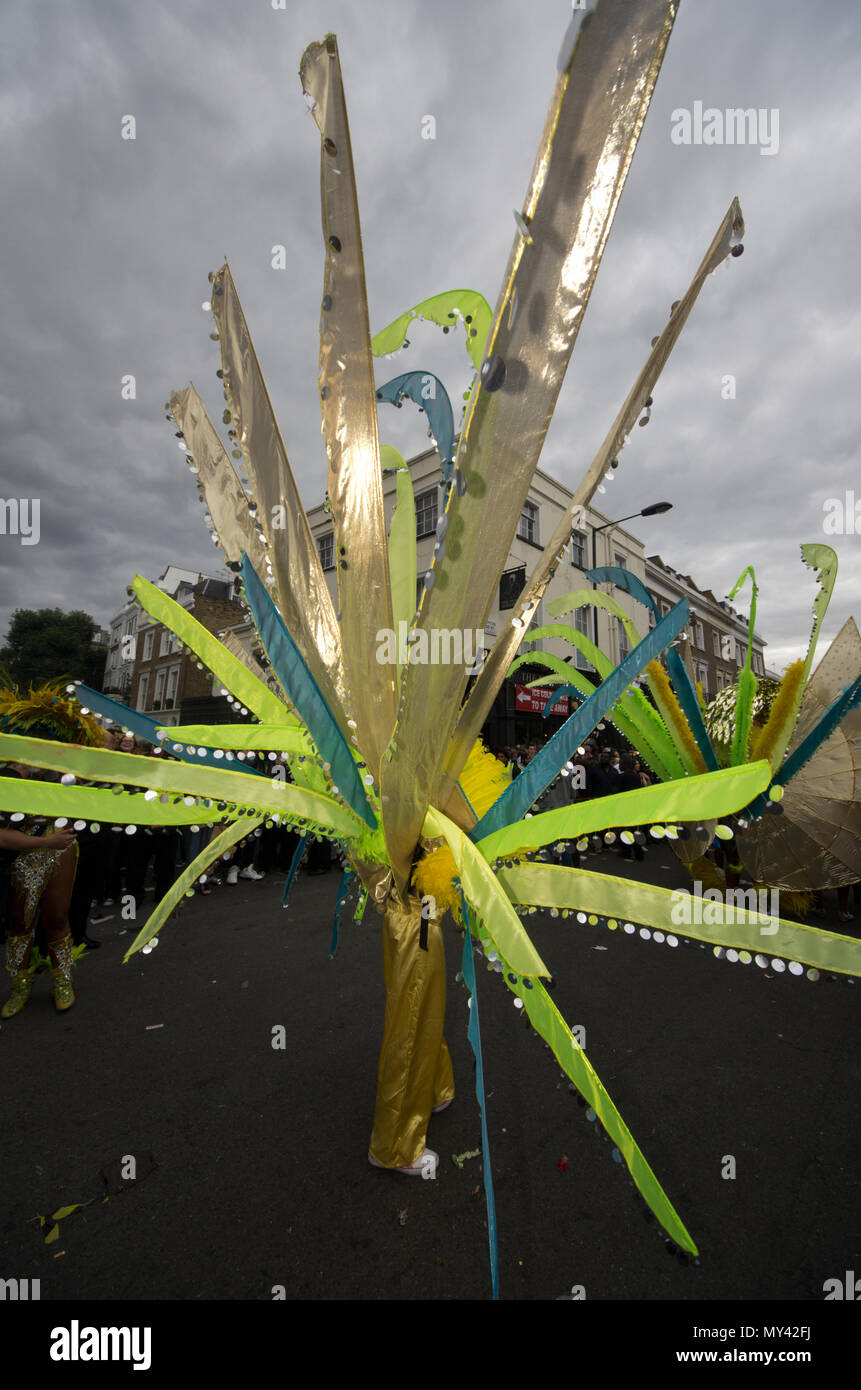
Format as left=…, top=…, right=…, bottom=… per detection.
left=369, top=896, right=454, bottom=1169
left=300, top=37, right=396, bottom=779
left=446, top=196, right=743, bottom=801
left=210, top=263, right=350, bottom=738
left=737, top=619, right=861, bottom=890
left=171, top=384, right=271, bottom=582
left=381, top=0, right=679, bottom=886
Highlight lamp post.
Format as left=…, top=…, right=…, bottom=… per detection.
left=589, top=502, right=673, bottom=650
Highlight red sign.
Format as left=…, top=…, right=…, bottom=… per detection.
left=515, top=684, right=570, bottom=716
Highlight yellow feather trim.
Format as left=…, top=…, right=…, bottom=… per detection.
left=411, top=739, right=509, bottom=916
left=646, top=661, right=708, bottom=775
left=748, top=660, right=805, bottom=767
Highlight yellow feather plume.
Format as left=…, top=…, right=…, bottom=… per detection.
left=646, top=661, right=708, bottom=775
left=412, top=738, right=510, bottom=918
left=748, top=660, right=805, bottom=767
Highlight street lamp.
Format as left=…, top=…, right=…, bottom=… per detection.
left=589, top=502, right=673, bottom=648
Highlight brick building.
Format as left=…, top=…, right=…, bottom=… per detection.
left=130, top=572, right=244, bottom=728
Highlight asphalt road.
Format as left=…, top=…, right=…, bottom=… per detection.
left=2, top=844, right=859, bottom=1303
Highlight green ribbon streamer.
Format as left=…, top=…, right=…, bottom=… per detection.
left=423, top=805, right=549, bottom=978
left=514, top=652, right=679, bottom=782
left=467, top=921, right=697, bottom=1254
left=133, top=574, right=289, bottom=726
left=372, top=289, right=492, bottom=374
left=727, top=567, right=758, bottom=766
left=0, top=736, right=364, bottom=838
left=476, top=762, right=771, bottom=861
left=159, top=724, right=311, bottom=753
left=0, top=776, right=209, bottom=827
left=124, top=818, right=261, bottom=958
left=495, top=862, right=861, bottom=978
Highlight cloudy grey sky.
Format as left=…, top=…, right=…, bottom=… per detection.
left=2, top=0, right=859, bottom=673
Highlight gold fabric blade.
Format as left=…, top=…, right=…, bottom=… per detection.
left=738, top=619, right=861, bottom=888
left=381, top=0, right=679, bottom=889
left=300, top=35, right=396, bottom=780
left=209, top=261, right=349, bottom=737
left=444, top=195, right=744, bottom=801
left=171, top=383, right=271, bottom=580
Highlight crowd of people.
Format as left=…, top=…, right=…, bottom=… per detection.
left=0, top=724, right=327, bottom=1017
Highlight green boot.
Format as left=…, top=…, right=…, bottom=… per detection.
left=2, top=934, right=36, bottom=1019
left=49, top=934, right=76, bottom=1013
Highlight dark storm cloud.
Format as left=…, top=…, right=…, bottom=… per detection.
left=1, top=0, right=859, bottom=675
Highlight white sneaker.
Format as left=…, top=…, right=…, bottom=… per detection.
left=368, top=1148, right=439, bottom=1178
left=226, top=867, right=239, bottom=885
left=239, top=867, right=265, bottom=881
left=432, top=1097, right=453, bottom=1113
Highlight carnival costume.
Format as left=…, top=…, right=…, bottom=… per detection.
left=0, top=683, right=103, bottom=1016
left=2, top=6, right=860, bottom=1294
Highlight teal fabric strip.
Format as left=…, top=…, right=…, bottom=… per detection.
left=282, top=834, right=308, bottom=906
left=587, top=567, right=719, bottom=771
left=330, top=868, right=354, bottom=958
left=472, top=600, right=690, bottom=839
left=376, top=372, right=456, bottom=474
left=460, top=906, right=500, bottom=1302
left=72, top=685, right=265, bottom=777
left=240, top=555, right=376, bottom=827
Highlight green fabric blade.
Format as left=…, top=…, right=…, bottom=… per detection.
left=0, top=735, right=364, bottom=838
left=477, top=762, right=771, bottom=860
left=123, top=818, right=260, bottom=959
left=516, top=622, right=685, bottom=778
left=0, top=776, right=210, bottom=827
left=468, top=927, right=697, bottom=1253
left=372, top=289, right=492, bottom=374
left=727, top=567, right=758, bottom=765
left=423, top=805, right=549, bottom=978
left=496, top=862, right=861, bottom=978
left=158, top=724, right=311, bottom=753
left=765, top=543, right=839, bottom=772
left=546, top=587, right=642, bottom=652
left=509, top=652, right=679, bottom=781
left=133, top=575, right=288, bottom=726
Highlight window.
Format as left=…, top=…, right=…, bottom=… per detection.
left=660, top=600, right=671, bottom=619
left=614, top=551, right=627, bottom=571
left=153, top=669, right=166, bottom=710
left=648, top=607, right=656, bottom=630
left=142, top=629, right=154, bottom=662
left=571, top=530, right=588, bottom=569
left=574, top=606, right=592, bottom=671
left=737, top=642, right=746, bottom=667
left=159, top=628, right=172, bottom=657
left=712, top=631, right=721, bottom=657
left=165, top=665, right=180, bottom=709
left=692, top=619, right=704, bottom=649
left=317, top=533, right=334, bottom=571
left=695, top=661, right=709, bottom=694
left=752, top=651, right=763, bottom=676
left=499, top=567, right=526, bottom=611
left=720, top=633, right=735, bottom=662
left=415, top=488, right=438, bottom=539
left=137, top=672, right=149, bottom=711
left=517, top=501, right=538, bottom=544
left=617, top=617, right=630, bottom=663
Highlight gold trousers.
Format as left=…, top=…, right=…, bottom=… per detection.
left=369, top=896, right=455, bottom=1168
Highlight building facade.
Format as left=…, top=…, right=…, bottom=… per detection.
left=125, top=569, right=244, bottom=728
left=644, top=555, right=768, bottom=702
